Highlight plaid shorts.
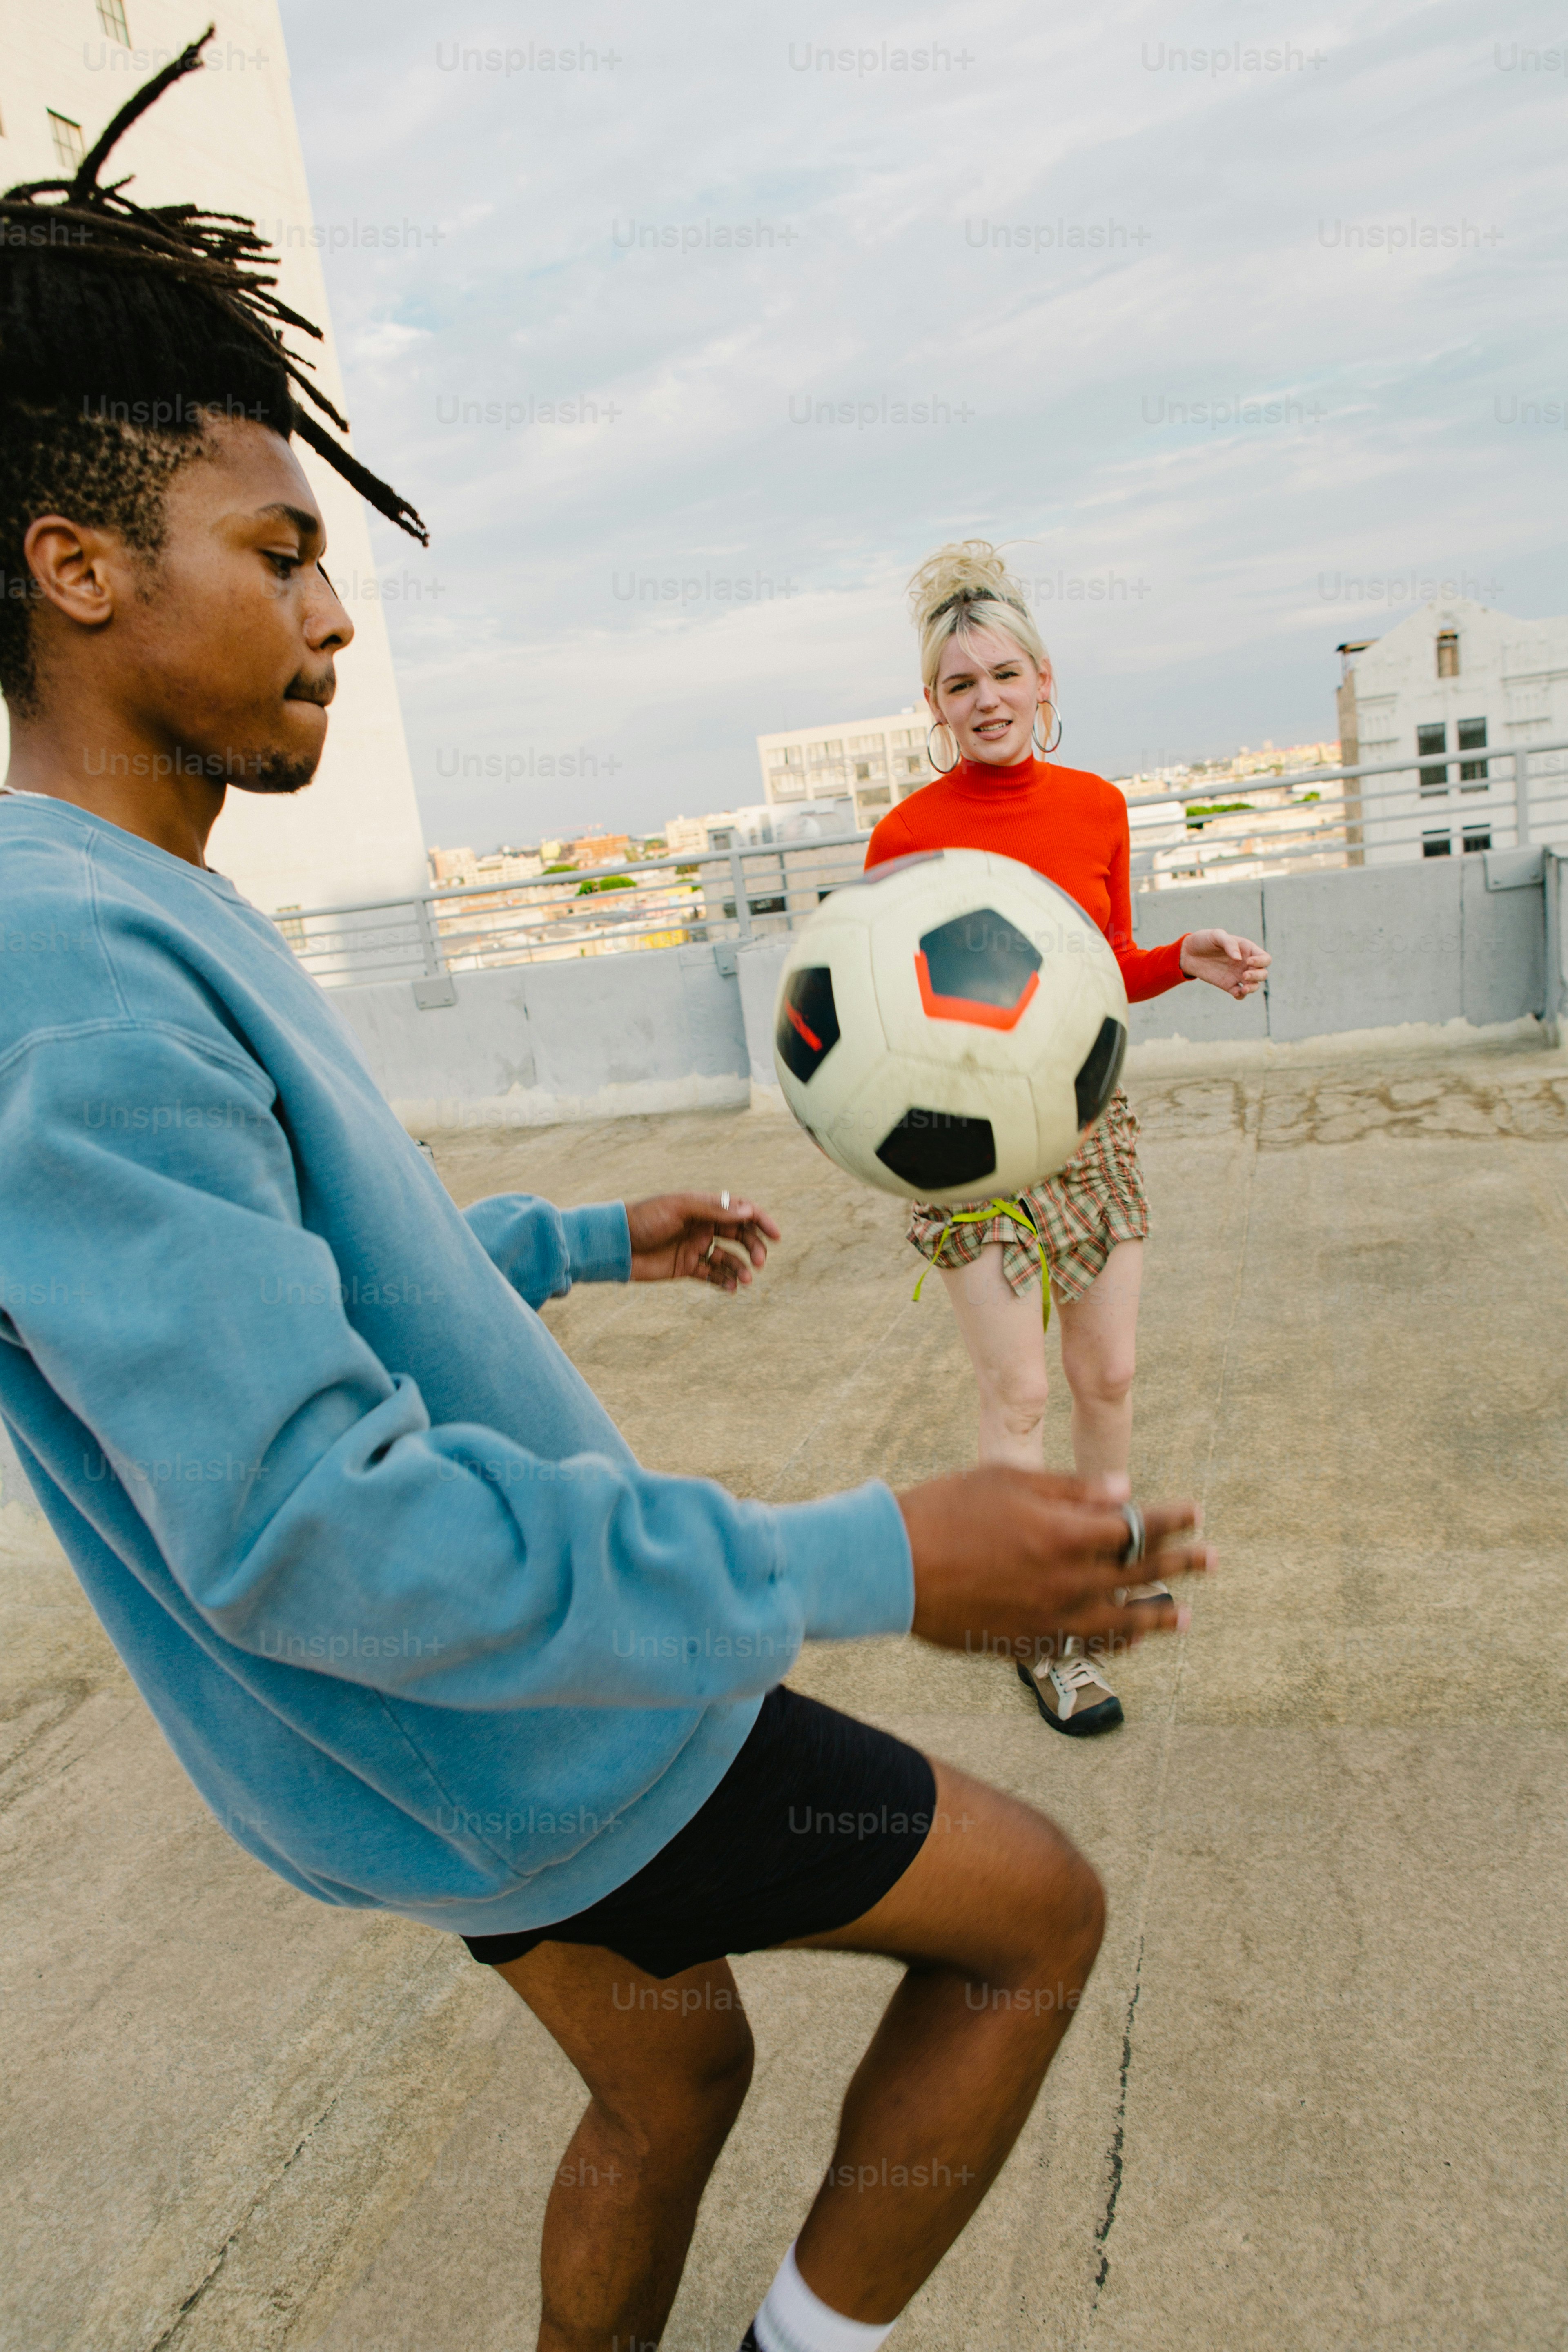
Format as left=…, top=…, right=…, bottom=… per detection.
left=907, top=1088, right=1149, bottom=1304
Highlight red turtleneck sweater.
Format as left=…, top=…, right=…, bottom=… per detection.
left=864, top=756, right=1187, bottom=1004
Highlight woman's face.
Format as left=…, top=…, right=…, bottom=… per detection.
left=927, top=625, right=1052, bottom=767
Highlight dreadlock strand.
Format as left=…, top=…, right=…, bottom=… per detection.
left=0, top=29, right=424, bottom=550
left=71, top=26, right=216, bottom=200
left=291, top=409, right=428, bottom=547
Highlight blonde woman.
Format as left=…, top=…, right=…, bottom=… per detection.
left=865, top=544, right=1268, bottom=1735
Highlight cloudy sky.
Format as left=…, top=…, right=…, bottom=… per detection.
left=274, top=0, right=1566, bottom=853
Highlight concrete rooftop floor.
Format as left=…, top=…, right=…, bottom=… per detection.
left=4, top=1035, right=1568, bottom=2352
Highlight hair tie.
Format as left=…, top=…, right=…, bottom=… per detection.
left=927, top=586, right=1027, bottom=625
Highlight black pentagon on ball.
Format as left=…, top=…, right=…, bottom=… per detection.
left=776, top=964, right=841, bottom=1082
left=876, top=1109, right=997, bottom=1191
left=1074, top=1016, right=1127, bottom=1129
left=919, top=906, right=1042, bottom=1011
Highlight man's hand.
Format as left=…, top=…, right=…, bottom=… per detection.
left=625, top=1193, right=782, bottom=1292
left=1178, top=928, right=1270, bottom=998
left=898, top=1468, right=1212, bottom=1658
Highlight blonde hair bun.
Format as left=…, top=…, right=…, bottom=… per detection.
left=906, top=540, right=1026, bottom=627
left=906, top=539, right=1048, bottom=692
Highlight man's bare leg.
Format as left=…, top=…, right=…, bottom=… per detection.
left=491, top=1756, right=1103, bottom=2347
left=783, top=1757, right=1104, bottom=2321
left=494, top=1942, right=755, bottom=2352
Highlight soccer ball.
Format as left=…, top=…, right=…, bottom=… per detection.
left=772, top=849, right=1129, bottom=1203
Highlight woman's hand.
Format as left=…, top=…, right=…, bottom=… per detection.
left=625, top=1193, right=781, bottom=1291
left=1179, top=928, right=1270, bottom=998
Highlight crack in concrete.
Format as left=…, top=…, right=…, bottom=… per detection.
left=1080, top=1087, right=1263, bottom=2343
left=145, top=2094, right=347, bottom=2352
left=1092, top=1938, right=1145, bottom=2290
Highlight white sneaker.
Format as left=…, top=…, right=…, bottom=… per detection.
left=1016, top=1642, right=1125, bottom=1737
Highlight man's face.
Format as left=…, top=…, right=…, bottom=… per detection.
left=106, top=417, right=355, bottom=794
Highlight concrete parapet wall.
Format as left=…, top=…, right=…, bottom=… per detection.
left=1128, top=859, right=1545, bottom=1045
left=332, top=942, right=750, bottom=1129
left=328, top=861, right=1553, bottom=1127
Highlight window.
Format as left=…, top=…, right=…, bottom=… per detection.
left=856, top=785, right=891, bottom=809
left=1457, top=716, right=1488, bottom=786
left=96, top=0, right=131, bottom=40
left=1417, top=722, right=1448, bottom=795
left=771, top=745, right=802, bottom=768
left=771, top=773, right=806, bottom=801
left=48, top=113, right=86, bottom=172
left=1422, top=829, right=1452, bottom=858
left=1462, top=826, right=1491, bottom=853
left=1435, top=630, right=1459, bottom=678
left=807, top=741, right=844, bottom=762
left=902, top=754, right=924, bottom=776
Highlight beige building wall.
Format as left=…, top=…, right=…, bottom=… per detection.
left=756, top=706, right=934, bottom=830
left=1337, top=598, right=1568, bottom=861
left=0, top=0, right=429, bottom=915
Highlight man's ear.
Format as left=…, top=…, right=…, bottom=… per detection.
left=22, top=515, right=121, bottom=633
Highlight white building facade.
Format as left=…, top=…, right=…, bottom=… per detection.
left=0, top=0, right=429, bottom=916
left=756, top=708, right=935, bottom=830
left=1336, top=599, right=1568, bottom=862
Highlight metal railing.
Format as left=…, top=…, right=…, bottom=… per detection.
left=276, top=738, right=1568, bottom=988
left=1123, top=735, right=1568, bottom=884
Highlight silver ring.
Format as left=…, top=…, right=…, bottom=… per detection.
left=1119, top=1501, right=1145, bottom=1569
left=720, top=1190, right=730, bottom=1212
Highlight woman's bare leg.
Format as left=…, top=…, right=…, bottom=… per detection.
left=938, top=1245, right=1049, bottom=1468
left=1055, top=1239, right=1144, bottom=1481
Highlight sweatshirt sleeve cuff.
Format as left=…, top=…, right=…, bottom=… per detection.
left=562, top=1202, right=632, bottom=1285
left=771, top=1481, right=915, bottom=1641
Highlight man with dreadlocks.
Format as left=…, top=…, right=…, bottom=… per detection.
left=0, top=38, right=1211, bottom=2352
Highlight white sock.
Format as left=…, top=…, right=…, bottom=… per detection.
left=752, top=2243, right=897, bottom=2352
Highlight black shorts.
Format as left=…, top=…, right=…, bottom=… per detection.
left=462, top=1687, right=936, bottom=1980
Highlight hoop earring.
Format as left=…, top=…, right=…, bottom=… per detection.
left=926, top=720, right=959, bottom=776
left=1033, top=699, right=1062, bottom=756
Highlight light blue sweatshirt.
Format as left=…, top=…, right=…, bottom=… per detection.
left=0, top=795, right=914, bottom=1934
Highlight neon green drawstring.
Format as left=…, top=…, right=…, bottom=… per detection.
left=912, top=1194, right=1051, bottom=1330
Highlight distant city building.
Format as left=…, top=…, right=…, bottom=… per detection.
left=571, top=832, right=633, bottom=868
left=1336, top=599, right=1568, bottom=861
left=429, top=846, right=478, bottom=885
left=662, top=816, right=711, bottom=858
left=0, top=3, right=430, bottom=916
left=1114, top=740, right=1345, bottom=889
left=666, top=800, right=857, bottom=855
left=756, top=708, right=934, bottom=830
left=534, top=832, right=633, bottom=869
left=428, top=848, right=544, bottom=889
